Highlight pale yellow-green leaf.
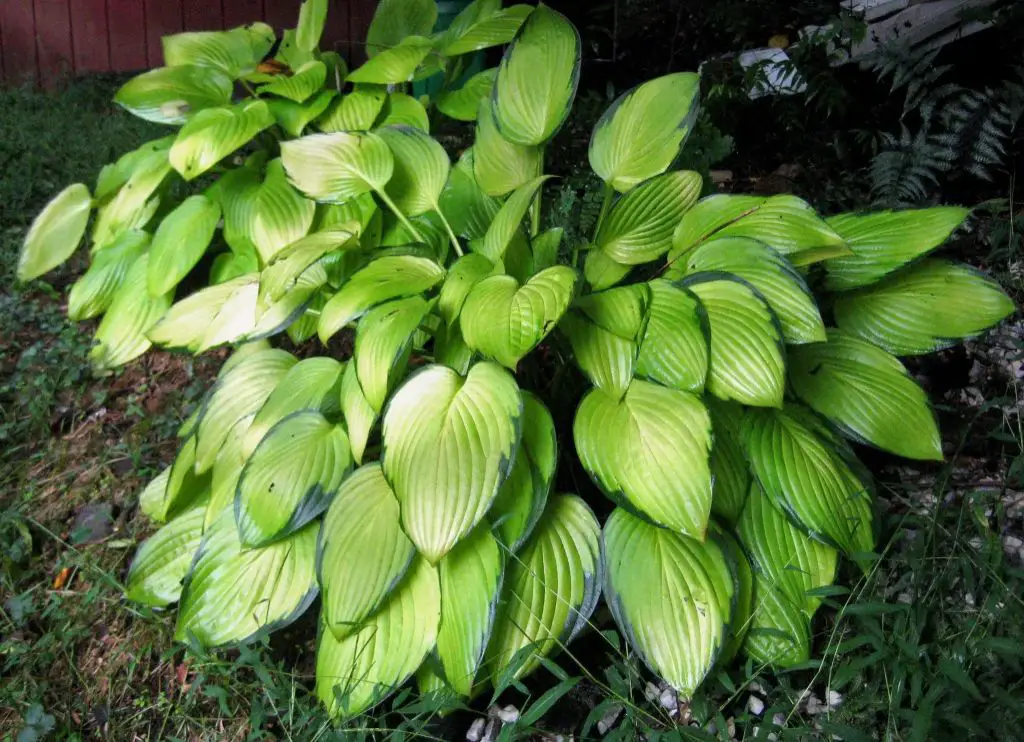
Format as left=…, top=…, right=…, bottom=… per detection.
left=169, top=100, right=275, bottom=180
left=114, top=65, right=233, bottom=125
left=436, top=68, right=497, bottom=122
left=18, top=183, right=93, bottom=282
left=126, top=497, right=207, bottom=607
left=635, top=279, right=707, bottom=392
left=473, top=99, right=542, bottom=197
left=347, top=36, right=435, bottom=84
left=317, top=88, right=388, bottom=132
left=375, top=92, right=430, bottom=132
left=377, top=125, right=450, bottom=217
left=354, top=296, right=433, bottom=411
left=260, top=60, right=327, bottom=103
left=281, top=131, right=395, bottom=203
left=147, top=194, right=221, bottom=296
left=253, top=158, right=317, bottom=263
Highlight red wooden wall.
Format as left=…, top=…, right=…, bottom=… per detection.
left=0, top=0, right=376, bottom=85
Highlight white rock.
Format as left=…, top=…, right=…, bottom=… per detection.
left=659, top=687, right=679, bottom=714
left=643, top=682, right=660, bottom=703
left=466, top=718, right=486, bottom=742
left=597, top=704, right=623, bottom=735
left=827, top=689, right=843, bottom=710
left=747, top=695, right=765, bottom=716
left=772, top=712, right=786, bottom=728
left=495, top=705, right=520, bottom=724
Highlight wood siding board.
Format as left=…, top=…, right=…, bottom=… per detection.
left=107, top=0, right=147, bottom=71
left=70, top=0, right=112, bottom=73
left=349, top=0, right=374, bottom=64
left=144, top=0, right=184, bottom=67
left=1, top=0, right=38, bottom=83
left=263, top=1, right=297, bottom=32
left=34, top=0, right=74, bottom=82
left=184, top=0, right=224, bottom=30
left=323, top=0, right=350, bottom=58
left=222, top=0, right=265, bottom=28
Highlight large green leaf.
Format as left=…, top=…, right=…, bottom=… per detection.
left=211, top=165, right=260, bottom=254
left=382, top=362, right=522, bottom=563
left=114, top=65, right=233, bottom=125
left=125, top=497, right=207, bottom=606
left=377, top=126, right=451, bottom=217
left=788, top=330, right=942, bottom=460
left=253, top=159, right=317, bottom=263
left=271, top=90, right=331, bottom=137
left=69, top=230, right=150, bottom=320
left=94, top=135, right=174, bottom=204
left=340, top=362, right=378, bottom=465
left=90, top=255, right=173, bottom=372
left=365, top=0, right=438, bottom=57
left=170, top=100, right=275, bottom=180
left=203, top=413, right=253, bottom=529
left=296, top=0, right=328, bottom=51
left=442, top=3, right=532, bottom=55
left=707, top=401, right=749, bottom=525
left=833, top=259, right=1013, bottom=355
left=236, top=412, right=351, bottom=547
left=635, top=279, right=707, bottom=393
left=683, top=275, right=785, bottom=408
left=175, top=514, right=319, bottom=646
left=589, top=72, right=701, bottom=193
left=138, top=466, right=170, bottom=522
left=595, top=171, right=702, bottom=264
left=318, top=255, right=445, bottom=341
left=440, top=154, right=502, bottom=240
left=436, top=525, right=503, bottom=696
left=438, top=253, right=499, bottom=324
left=574, top=380, right=712, bottom=539
left=491, top=4, right=580, bottom=146
left=149, top=436, right=211, bottom=522
left=484, top=494, right=600, bottom=682
left=347, top=36, right=435, bottom=84
left=260, top=60, right=327, bottom=103
left=473, top=100, right=542, bottom=197
left=583, top=249, right=632, bottom=291
left=376, top=92, right=430, bottom=131
left=478, top=176, right=551, bottom=261
left=281, top=131, right=395, bottom=203
left=355, top=296, right=433, bottom=412
left=718, top=529, right=754, bottom=663
left=316, top=555, right=440, bottom=719
left=559, top=284, right=650, bottom=396
left=317, top=88, right=388, bottom=133
left=92, top=153, right=170, bottom=250
left=824, top=207, right=969, bottom=290
left=193, top=348, right=297, bottom=473
left=670, top=194, right=850, bottom=267
left=260, top=226, right=360, bottom=302
left=489, top=391, right=556, bottom=551
left=17, top=183, right=92, bottom=282
left=437, top=68, right=497, bottom=122
left=742, top=408, right=874, bottom=556
left=603, top=508, right=734, bottom=697
left=148, top=275, right=259, bottom=352
left=162, top=26, right=268, bottom=77
left=147, top=194, right=221, bottom=296
left=461, top=266, right=578, bottom=369
left=318, top=463, right=415, bottom=640
left=674, top=237, right=826, bottom=344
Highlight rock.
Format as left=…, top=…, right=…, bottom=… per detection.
left=827, top=689, right=843, bottom=710
left=659, top=687, right=679, bottom=714
left=747, top=695, right=765, bottom=716
left=466, top=718, right=486, bottom=742
left=70, top=503, right=115, bottom=545
left=493, top=705, right=520, bottom=724
left=597, top=704, right=623, bottom=735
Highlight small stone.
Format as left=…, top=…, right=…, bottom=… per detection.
left=466, top=718, right=486, bottom=742
left=747, top=695, right=765, bottom=716
left=597, top=704, right=623, bottom=735
left=805, top=693, right=826, bottom=715
left=827, top=689, right=843, bottom=710
left=772, top=712, right=786, bottom=728
left=495, top=705, right=520, bottom=724
left=659, top=687, right=679, bottom=714
left=727, top=717, right=737, bottom=738
left=643, top=682, right=660, bottom=703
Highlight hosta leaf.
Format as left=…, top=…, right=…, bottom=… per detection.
left=485, top=494, right=600, bottom=682
left=603, top=508, right=733, bottom=697
left=194, top=348, right=297, bottom=473
left=260, top=226, right=360, bottom=302
left=17, top=183, right=92, bottom=282
left=235, top=412, right=351, bottom=547
left=114, top=65, right=233, bottom=125
left=479, top=175, right=551, bottom=261
left=138, top=466, right=172, bottom=522
left=161, top=27, right=265, bottom=77
left=95, top=135, right=174, bottom=204
left=440, top=151, right=500, bottom=238
left=340, top=362, right=378, bottom=465
left=317, top=192, right=379, bottom=234
left=708, top=401, right=749, bottom=525
left=318, top=463, right=415, bottom=640
left=204, top=415, right=252, bottom=529
left=833, top=259, right=1013, bottom=355
left=596, top=171, right=702, bottom=264
left=489, top=391, right=557, bottom=551
left=126, top=497, right=207, bottom=606
left=377, top=126, right=450, bottom=217
left=90, top=255, right=173, bottom=372
left=68, top=230, right=149, bottom=321
left=270, top=90, right=336, bottom=137
left=742, top=408, right=874, bottom=556
left=170, top=100, right=275, bottom=180
left=461, top=266, right=578, bottom=369
left=382, top=362, right=522, bottom=563
left=347, top=36, right=435, bottom=84
left=210, top=249, right=259, bottom=285
left=575, top=283, right=650, bottom=339
left=635, top=279, right=707, bottom=393
left=253, top=159, right=317, bottom=263
left=296, top=0, right=328, bottom=51
left=719, top=529, right=754, bottom=663
left=248, top=262, right=329, bottom=339
left=156, top=436, right=211, bottom=521
left=532, top=227, right=564, bottom=270
left=674, top=237, right=826, bottom=344
left=492, top=4, right=580, bottom=146
left=365, top=0, right=438, bottom=57
left=376, top=92, right=430, bottom=132
left=243, top=357, right=343, bottom=456
left=287, top=293, right=327, bottom=344
left=473, top=100, right=542, bottom=197
left=318, top=255, right=445, bottom=341
left=175, top=514, right=319, bottom=646
left=442, top=3, right=531, bottom=55
left=788, top=330, right=942, bottom=460
left=589, top=72, right=701, bottom=193
left=317, top=88, right=388, bottom=132
left=148, top=275, right=259, bottom=352
left=148, top=195, right=221, bottom=296
left=584, top=248, right=631, bottom=291
left=438, top=253, right=500, bottom=325
left=437, top=525, right=503, bottom=696
left=316, top=555, right=440, bottom=719
left=213, top=166, right=260, bottom=254
left=744, top=575, right=811, bottom=667
left=355, top=296, right=433, bottom=412
left=434, top=323, right=474, bottom=375
left=683, top=276, right=785, bottom=408
left=824, top=207, right=969, bottom=290
left=273, top=28, right=317, bottom=72
left=670, top=195, right=850, bottom=266
left=436, top=68, right=497, bottom=121
left=260, top=60, right=327, bottom=103
left=281, top=131, right=395, bottom=203
left=574, top=380, right=712, bottom=539
left=92, top=153, right=170, bottom=249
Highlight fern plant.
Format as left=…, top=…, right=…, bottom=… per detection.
left=16, top=0, right=1014, bottom=723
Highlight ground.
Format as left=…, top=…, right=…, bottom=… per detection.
left=1, top=76, right=1022, bottom=742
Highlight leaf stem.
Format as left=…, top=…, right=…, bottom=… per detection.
left=434, top=205, right=465, bottom=257
left=375, top=188, right=425, bottom=243
left=592, top=181, right=615, bottom=241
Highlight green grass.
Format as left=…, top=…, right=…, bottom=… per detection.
left=1, top=77, right=1022, bottom=742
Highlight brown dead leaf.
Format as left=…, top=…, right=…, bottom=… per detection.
left=52, top=566, right=73, bottom=590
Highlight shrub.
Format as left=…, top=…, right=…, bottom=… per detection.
left=16, top=0, right=1014, bottom=723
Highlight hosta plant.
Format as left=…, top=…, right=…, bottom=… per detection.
left=17, top=0, right=1015, bottom=723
